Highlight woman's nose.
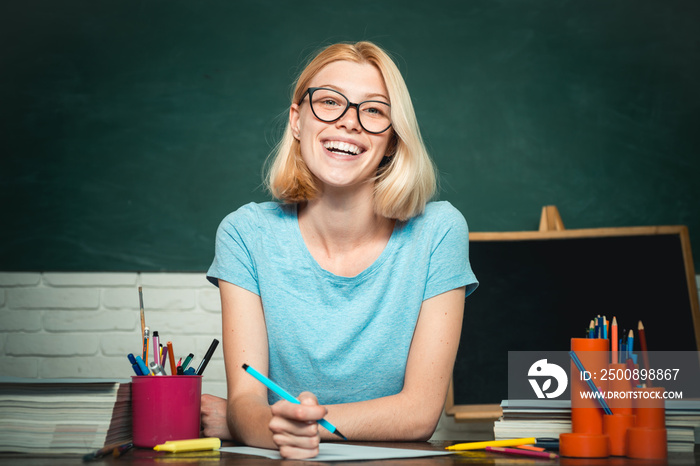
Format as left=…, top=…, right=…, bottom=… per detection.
left=335, top=104, right=362, bottom=132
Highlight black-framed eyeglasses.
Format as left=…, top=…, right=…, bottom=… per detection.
left=298, top=87, right=392, bottom=134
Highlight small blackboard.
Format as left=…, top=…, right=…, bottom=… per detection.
left=446, top=215, right=700, bottom=420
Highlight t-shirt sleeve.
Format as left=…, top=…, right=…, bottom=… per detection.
left=206, top=205, right=260, bottom=296
left=423, top=204, right=479, bottom=300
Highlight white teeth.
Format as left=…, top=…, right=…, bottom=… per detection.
left=323, top=140, right=361, bottom=155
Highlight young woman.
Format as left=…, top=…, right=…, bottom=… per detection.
left=203, top=41, right=478, bottom=459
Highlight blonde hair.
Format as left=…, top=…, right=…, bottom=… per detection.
left=265, top=41, right=436, bottom=221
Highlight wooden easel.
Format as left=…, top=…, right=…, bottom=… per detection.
left=539, top=205, right=565, bottom=232
left=444, top=205, right=700, bottom=423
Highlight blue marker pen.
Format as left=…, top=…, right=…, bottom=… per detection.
left=134, top=355, right=150, bottom=376
left=242, top=363, right=347, bottom=440
left=128, top=353, right=143, bottom=375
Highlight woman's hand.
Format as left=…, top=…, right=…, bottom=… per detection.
left=269, top=392, right=327, bottom=459
left=200, top=394, right=234, bottom=440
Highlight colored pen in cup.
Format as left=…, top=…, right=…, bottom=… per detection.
left=242, top=363, right=347, bottom=440
left=152, top=331, right=160, bottom=367
left=167, top=342, right=177, bottom=375
left=127, top=353, right=143, bottom=375
left=160, top=345, right=168, bottom=369
left=142, top=327, right=150, bottom=365
left=149, top=361, right=165, bottom=376
left=181, top=353, right=194, bottom=371
left=134, top=355, right=150, bottom=376
left=196, top=339, right=219, bottom=375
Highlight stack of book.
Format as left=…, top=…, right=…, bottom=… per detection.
left=666, top=401, right=700, bottom=452
left=494, top=399, right=699, bottom=453
left=0, top=378, right=132, bottom=454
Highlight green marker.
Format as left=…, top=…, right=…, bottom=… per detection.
left=181, top=353, right=194, bottom=371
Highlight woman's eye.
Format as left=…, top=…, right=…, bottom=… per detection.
left=362, top=104, right=389, bottom=118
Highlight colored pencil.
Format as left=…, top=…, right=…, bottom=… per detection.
left=611, top=316, right=618, bottom=364
left=486, top=446, right=558, bottom=459
left=627, top=329, right=634, bottom=360
left=638, top=320, right=651, bottom=386
left=603, top=315, right=608, bottom=339
left=516, top=445, right=545, bottom=452
left=569, top=351, right=613, bottom=415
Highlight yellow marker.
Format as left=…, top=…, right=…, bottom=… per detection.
left=153, top=437, right=221, bottom=453
left=446, top=437, right=537, bottom=451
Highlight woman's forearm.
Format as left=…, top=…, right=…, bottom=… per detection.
left=227, top=394, right=277, bottom=449
left=322, top=391, right=443, bottom=442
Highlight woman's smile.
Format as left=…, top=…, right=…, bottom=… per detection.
left=322, top=139, right=365, bottom=157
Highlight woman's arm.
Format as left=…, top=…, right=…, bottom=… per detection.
left=320, top=286, right=466, bottom=441
left=215, top=280, right=327, bottom=458
left=217, top=279, right=273, bottom=447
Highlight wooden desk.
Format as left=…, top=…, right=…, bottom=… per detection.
left=0, top=441, right=697, bottom=465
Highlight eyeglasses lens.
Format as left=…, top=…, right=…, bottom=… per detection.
left=309, top=88, right=391, bottom=134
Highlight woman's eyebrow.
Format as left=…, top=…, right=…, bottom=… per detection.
left=365, top=92, right=390, bottom=102
left=317, top=84, right=389, bottom=102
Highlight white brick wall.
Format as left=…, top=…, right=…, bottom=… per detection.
left=1, top=272, right=699, bottom=441
left=0, top=272, right=226, bottom=398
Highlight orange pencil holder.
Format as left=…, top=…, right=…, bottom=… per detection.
left=559, top=338, right=609, bottom=458
left=627, top=387, right=667, bottom=460
left=603, top=363, right=636, bottom=456
left=603, top=413, right=635, bottom=457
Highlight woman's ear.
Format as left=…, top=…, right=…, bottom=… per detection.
left=289, top=104, right=301, bottom=140
left=385, top=132, right=398, bottom=158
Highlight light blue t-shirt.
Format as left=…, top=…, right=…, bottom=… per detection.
left=207, top=201, right=478, bottom=405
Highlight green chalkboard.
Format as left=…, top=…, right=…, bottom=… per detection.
left=451, top=227, right=700, bottom=407
left=1, top=1, right=699, bottom=271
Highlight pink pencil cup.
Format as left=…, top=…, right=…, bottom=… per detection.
left=131, top=375, right=202, bottom=448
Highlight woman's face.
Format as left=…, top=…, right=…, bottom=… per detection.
left=290, top=60, right=393, bottom=193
